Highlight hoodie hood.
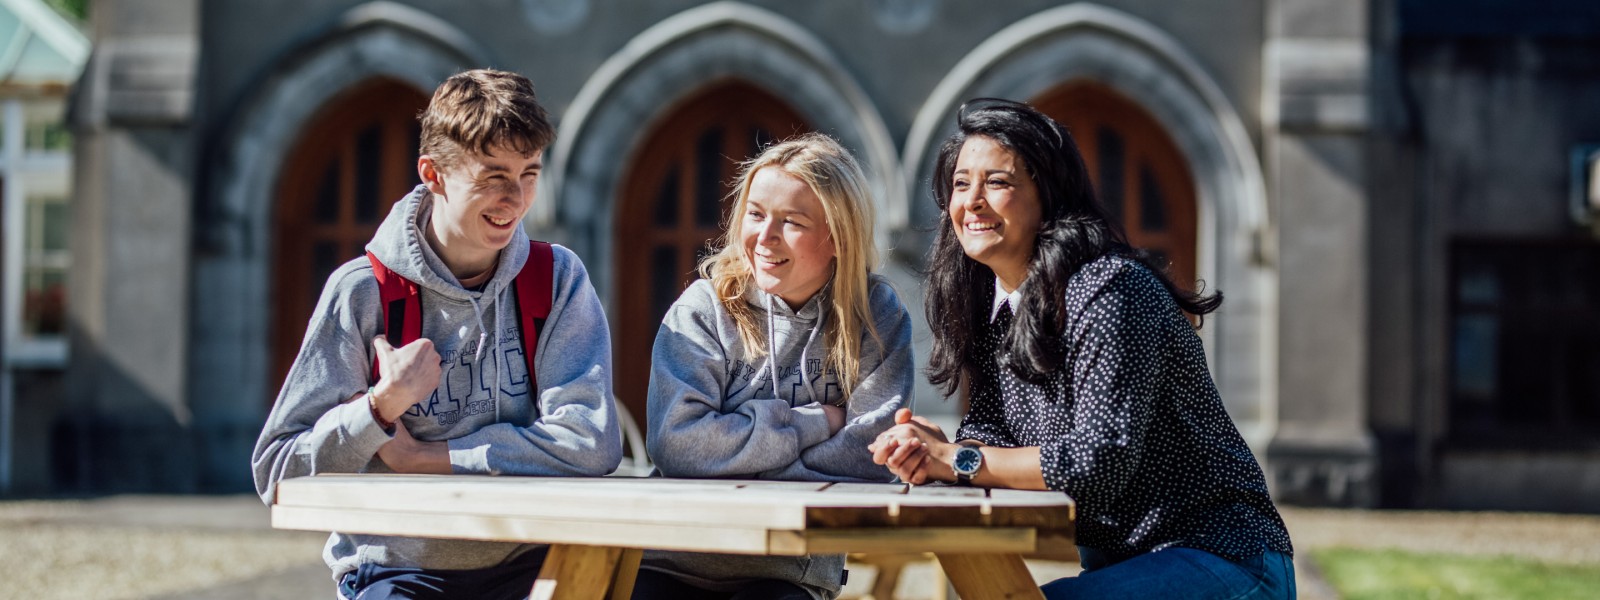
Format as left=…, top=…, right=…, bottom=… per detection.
left=366, top=185, right=531, bottom=301
left=743, top=278, right=831, bottom=320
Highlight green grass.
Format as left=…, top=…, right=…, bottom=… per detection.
left=1313, top=548, right=1600, bottom=600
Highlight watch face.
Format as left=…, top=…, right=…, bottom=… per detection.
left=954, top=446, right=982, bottom=475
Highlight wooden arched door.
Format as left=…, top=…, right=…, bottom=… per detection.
left=273, top=78, right=429, bottom=391
left=614, top=80, right=811, bottom=424
left=1033, top=81, right=1199, bottom=294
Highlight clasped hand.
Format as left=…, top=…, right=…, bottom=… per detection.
left=868, top=408, right=956, bottom=484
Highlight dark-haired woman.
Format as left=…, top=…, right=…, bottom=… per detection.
left=869, top=99, right=1295, bottom=599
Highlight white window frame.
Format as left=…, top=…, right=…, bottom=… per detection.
left=2, top=98, right=71, bottom=368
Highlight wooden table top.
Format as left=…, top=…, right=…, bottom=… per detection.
left=272, top=474, right=1075, bottom=557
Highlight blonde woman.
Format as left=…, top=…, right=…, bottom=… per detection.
left=638, top=133, right=914, bottom=600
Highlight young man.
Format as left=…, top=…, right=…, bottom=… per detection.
left=252, top=69, right=622, bottom=599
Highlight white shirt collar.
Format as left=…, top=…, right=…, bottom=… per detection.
left=990, top=276, right=1022, bottom=323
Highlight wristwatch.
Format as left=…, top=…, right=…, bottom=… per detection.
left=951, top=442, right=983, bottom=486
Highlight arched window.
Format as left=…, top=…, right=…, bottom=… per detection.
left=613, top=80, right=811, bottom=423
left=273, top=78, right=429, bottom=390
left=1033, top=81, right=1199, bottom=295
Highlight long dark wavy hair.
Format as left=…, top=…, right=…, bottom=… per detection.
left=924, top=98, right=1222, bottom=396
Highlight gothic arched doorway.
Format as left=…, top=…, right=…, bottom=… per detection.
left=272, top=78, right=429, bottom=392
left=1033, top=81, right=1199, bottom=295
left=613, top=80, right=811, bottom=425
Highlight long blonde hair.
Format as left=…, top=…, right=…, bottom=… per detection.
left=698, top=133, right=881, bottom=401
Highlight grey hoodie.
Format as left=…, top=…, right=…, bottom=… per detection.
left=642, top=276, right=914, bottom=599
left=251, top=185, right=622, bottom=584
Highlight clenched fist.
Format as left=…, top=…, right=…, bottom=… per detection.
left=370, top=337, right=441, bottom=423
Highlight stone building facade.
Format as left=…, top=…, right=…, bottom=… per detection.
left=22, top=0, right=1598, bottom=510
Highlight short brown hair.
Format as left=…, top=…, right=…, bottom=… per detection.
left=419, top=69, right=555, bottom=169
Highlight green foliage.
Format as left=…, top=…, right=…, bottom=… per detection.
left=42, top=0, right=87, bottom=22
left=1314, top=548, right=1600, bottom=600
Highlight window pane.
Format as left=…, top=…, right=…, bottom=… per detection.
left=26, top=194, right=67, bottom=253
left=409, top=121, right=422, bottom=165
left=41, top=199, right=67, bottom=252
left=22, top=267, right=65, bottom=336
left=1451, top=313, right=1498, bottom=402
left=1138, top=164, right=1167, bottom=232
left=355, top=124, right=382, bottom=223
left=695, top=126, right=727, bottom=228
left=1096, top=126, right=1124, bottom=226
left=653, top=166, right=679, bottom=228
left=650, top=246, right=680, bottom=327
left=25, top=121, right=70, bottom=151
left=314, top=162, right=338, bottom=224
left=20, top=182, right=69, bottom=339
left=1449, top=241, right=1600, bottom=443
left=311, top=241, right=338, bottom=304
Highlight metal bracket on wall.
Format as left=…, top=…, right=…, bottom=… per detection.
left=1249, top=223, right=1276, bottom=268
left=1570, top=144, right=1600, bottom=237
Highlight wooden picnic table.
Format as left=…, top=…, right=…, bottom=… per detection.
left=272, top=474, right=1075, bottom=600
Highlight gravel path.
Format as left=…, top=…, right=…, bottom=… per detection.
left=3, top=496, right=1598, bottom=599
left=1280, top=507, right=1600, bottom=565
left=0, top=495, right=330, bottom=600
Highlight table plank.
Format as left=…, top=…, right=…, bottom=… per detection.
left=794, top=527, right=1038, bottom=554
left=907, top=484, right=986, bottom=498
left=733, top=481, right=831, bottom=492
left=987, top=489, right=1075, bottom=529
left=824, top=482, right=907, bottom=495
left=892, top=505, right=987, bottom=527
left=276, top=475, right=814, bottom=529
left=1027, top=530, right=1079, bottom=561
left=272, top=505, right=785, bottom=554
left=803, top=505, right=896, bottom=528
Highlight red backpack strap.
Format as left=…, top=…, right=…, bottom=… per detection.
left=513, top=241, right=555, bottom=399
left=367, top=251, right=422, bottom=384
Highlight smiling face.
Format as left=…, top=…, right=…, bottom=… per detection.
left=740, top=167, right=837, bottom=309
left=949, top=135, right=1042, bottom=291
left=419, top=145, right=543, bottom=281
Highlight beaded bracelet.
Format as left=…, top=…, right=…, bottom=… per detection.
left=368, top=386, right=396, bottom=433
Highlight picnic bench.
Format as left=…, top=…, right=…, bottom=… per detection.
left=272, top=474, right=1075, bottom=600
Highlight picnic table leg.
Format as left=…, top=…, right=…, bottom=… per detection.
left=853, top=552, right=920, bottom=600
left=531, top=544, right=637, bottom=600
left=609, top=548, right=642, bottom=600
left=934, top=553, right=1045, bottom=600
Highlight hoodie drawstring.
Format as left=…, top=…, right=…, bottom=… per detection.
left=762, top=293, right=825, bottom=407
left=467, top=293, right=503, bottom=422
left=762, top=294, right=780, bottom=402
left=798, top=306, right=823, bottom=405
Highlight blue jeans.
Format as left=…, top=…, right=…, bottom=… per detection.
left=1041, top=546, right=1295, bottom=599
left=339, top=548, right=548, bottom=600
left=628, top=569, right=812, bottom=600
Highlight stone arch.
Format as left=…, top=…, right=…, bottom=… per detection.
left=193, top=2, right=492, bottom=415
left=903, top=3, right=1278, bottom=446
left=537, top=1, right=900, bottom=304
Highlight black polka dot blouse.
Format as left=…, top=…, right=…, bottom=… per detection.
left=957, top=253, right=1293, bottom=562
